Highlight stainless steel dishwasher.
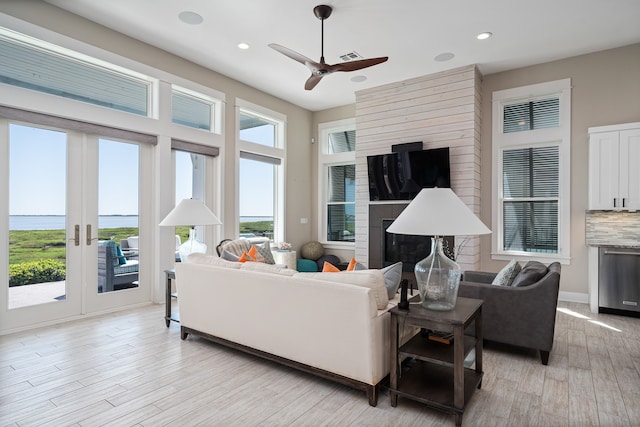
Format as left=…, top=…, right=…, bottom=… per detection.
left=599, top=247, right=640, bottom=316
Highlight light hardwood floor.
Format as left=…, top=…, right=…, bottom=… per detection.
left=1, top=301, right=639, bottom=426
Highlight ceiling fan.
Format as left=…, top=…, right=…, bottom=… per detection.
left=269, top=4, right=388, bottom=91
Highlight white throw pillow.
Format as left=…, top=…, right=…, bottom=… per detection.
left=491, top=259, right=521, bottom=286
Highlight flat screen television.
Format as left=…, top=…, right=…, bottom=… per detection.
left=367, top=147, right=450, bottom=201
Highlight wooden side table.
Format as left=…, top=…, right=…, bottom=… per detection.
left=390, top=297, right=483, bottom=427
left=164, top=269, right=179, bottom=327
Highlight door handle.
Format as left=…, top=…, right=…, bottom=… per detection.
left=68, top=224, right=80, bottom=246
left=86, top=224, right=99, bottom=245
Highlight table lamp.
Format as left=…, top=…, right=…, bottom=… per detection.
left=159, top=198, right=221, bottom=262
left=386, top=188, right=491, bottom=311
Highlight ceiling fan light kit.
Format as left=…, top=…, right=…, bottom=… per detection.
left=269, top=4, right=388, bottom=91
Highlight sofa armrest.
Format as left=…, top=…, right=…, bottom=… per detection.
left=462, top=270, right=496, bottom=284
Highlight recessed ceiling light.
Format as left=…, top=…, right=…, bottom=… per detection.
left=350, top=75, right=367, bottom=83
left=477, top=32, right=492, bottom=40
left=434, top=52, right=455, bottom=62
left=178, top=11, right=203, bottom=25
left=238, top=43, right=250, bottom=50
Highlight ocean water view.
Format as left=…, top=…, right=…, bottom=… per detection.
left=9, top=215, right=273, bottom=230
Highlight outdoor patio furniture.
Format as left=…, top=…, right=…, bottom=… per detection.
left=98, top=240, right=139, bottom=293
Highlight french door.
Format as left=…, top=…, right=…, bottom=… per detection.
left=1, top=120, right=152, bottom=332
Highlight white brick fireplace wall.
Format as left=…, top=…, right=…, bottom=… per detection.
left=354, top=65, right=483, bottom=272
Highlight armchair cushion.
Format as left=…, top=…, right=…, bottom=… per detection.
left=511, top=260, right=548, bottom=287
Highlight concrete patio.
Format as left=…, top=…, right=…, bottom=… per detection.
left=8, top=281, right=66, bottom=309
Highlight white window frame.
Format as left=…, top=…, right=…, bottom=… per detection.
left=318, top=118, right=356, bottom=249
left=236, top=99, right=286, bottom=244
left=491, top=79, right=571, bottom=264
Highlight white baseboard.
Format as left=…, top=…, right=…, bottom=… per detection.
left=559, top=291, right=589, bottom=304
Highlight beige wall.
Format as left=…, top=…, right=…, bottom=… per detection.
left=1, top=0, right=315, bottom=250
left=480, top=43, right=640, bottom=297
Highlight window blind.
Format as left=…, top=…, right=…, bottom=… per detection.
left=171, top=90, right=212, bottom=130
left=0, top=35, right=150, bottom=116
left=328, top=130, right=356, bottom=154
left=502, top=146, right=559, bottom=253
left=503, top=98, right=559, bottom=133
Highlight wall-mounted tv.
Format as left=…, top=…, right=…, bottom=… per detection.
left=367, top=147, right=450, bottom=201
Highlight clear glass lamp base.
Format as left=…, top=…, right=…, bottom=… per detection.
left=415, top=237, right=462, bottom=311
left=178, top=228, right=207, bottom=263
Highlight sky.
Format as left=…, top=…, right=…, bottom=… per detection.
left=9, top=123, right=274, bottom=218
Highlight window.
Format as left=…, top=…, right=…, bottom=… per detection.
left=0, top=29, right=153, bottom=116
left=171, top=87, right=214, bottom=131
left=319, top=119, right=356, bottom=245
left=492, top=79, right=571, bottom=263
left=237, top=100, right=285, bottom=243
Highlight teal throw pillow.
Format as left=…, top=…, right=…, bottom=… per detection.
left=116, top=244, right=127, bottom=265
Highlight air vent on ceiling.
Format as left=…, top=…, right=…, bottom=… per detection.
left=339, top=51, right=363, bottom=61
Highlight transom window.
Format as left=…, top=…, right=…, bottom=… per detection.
left=0, top=28, right=153, bottom=116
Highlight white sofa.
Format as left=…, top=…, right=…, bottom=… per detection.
left=174, top=254, right=412, bottom=406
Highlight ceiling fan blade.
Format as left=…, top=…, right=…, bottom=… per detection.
left=305, top=74, right=323, bottom=91
left=330, top=56, right=389, bottom=72
left=269, top=43, right=317, bottom=67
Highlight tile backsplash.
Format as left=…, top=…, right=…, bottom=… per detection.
left=585, top=211, right=640, bottom=247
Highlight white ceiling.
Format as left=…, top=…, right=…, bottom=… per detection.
left=45, top=0, right=640, bottom=112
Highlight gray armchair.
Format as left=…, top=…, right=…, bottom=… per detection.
left=458, top=262, right=561, bottom=365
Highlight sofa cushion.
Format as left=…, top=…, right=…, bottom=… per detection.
left=511, top=261, right=548, bottom=287
left=114, top=260, right=138, bottom=275
left=298, top=270, right=389, bottom=309
left=189, top=253, right=242, bottom=269
left=240, top=261, right=296, bottom=276
left=491, top=259, right=521, bottom=286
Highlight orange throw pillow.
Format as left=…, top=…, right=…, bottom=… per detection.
left=238, top=245, right=265, bottom=263
left=322, top=261, right=340, bottom=272
left=346, top=258, right=357, bottom=271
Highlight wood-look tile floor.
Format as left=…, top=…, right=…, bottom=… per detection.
left=1, top=301, right=639, bottom=426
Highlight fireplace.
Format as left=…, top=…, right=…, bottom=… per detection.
left=369, top=203, right=454, bottom=272
left=382, top=220, right=454, bottom=272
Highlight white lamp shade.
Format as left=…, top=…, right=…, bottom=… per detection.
left=159, top=198, right=221, bottom=227
left=386, top=188, right=491, bottom=236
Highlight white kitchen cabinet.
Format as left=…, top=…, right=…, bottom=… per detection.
left=589, top=123, right=640, bottom=210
